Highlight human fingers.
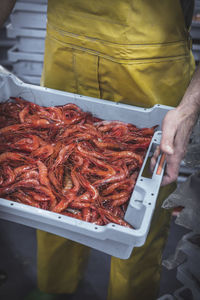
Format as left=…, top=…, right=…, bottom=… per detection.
left=161, top=154, right=180, bottom=186
left=160, top=110, right=178, bottom=155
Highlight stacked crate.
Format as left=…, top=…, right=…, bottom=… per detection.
left=0, top=21, right=16, bottom=71
left=6, top=0, right=47, bottom=85
left=175, top=233, right=200, bottom=300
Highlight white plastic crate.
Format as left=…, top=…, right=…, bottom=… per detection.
left=180, top=232, right=200, bottom=279
left=0, top=47, right=10, bottom=61
left=177, top=263, right=200, bottom=300
left=0, top=71, right=172, bottom=259
left=180, top=233, right=200, bottom=263
left=7, top=46, right=44, bottom=63
left=18, top=74, right=41, bottom=85
left=12, top=61, right=43, bottom=77
left=6, top=24, right=46, bottom=53
left=191, top=21, right=200, bottom=40
left=11, top=2, right=47, bottom=29
left=192, top=44, right=200, bottom=62
left=7, top=46, right=43, bottom=81
left=7, top=46, right=43, bottom=80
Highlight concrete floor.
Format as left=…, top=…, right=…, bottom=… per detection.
left=0, top=216, right=189, bottom=300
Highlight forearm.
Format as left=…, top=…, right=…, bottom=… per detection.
left=152, top=64, right=200, bottom=185
left=0, top=0, right=16, bottom=28
left=176, top=63, right=200, bottom=117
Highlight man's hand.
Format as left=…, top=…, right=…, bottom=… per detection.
left=151, top=105, right=199, bottom=186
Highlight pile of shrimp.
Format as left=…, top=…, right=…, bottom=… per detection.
left=0, top=97, right=156, bottom=228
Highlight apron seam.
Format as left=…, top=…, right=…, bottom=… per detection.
left=72, top=49, right=79, bottom=94
left=97, top=56, right=102, bottom=99
left=46, top=34, right=190, bottom=64
left=47, top=23, right=188, bottom=49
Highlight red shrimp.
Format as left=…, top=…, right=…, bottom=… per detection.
left=1, top=165, right=16, bottom=186
left=82, top=207, right=91, bottom=222
left=87, top=166, right=113, bottom=178
left=47, top=106, right=64, bottom=122
left=93, top=138, right=123, bottom=150
left=69, top=168, right=81, bottom=193
left=52, top=193, right=75, bottom=213
left=94, top=120, right=128, bottom=132
left=12, top=190, right=40, bottom=208
left=105, top=150, right=143, bottom=166
left=112, top=196, right=130, bottom=207
left=28, top=191, right=50, bottom=202
left=98, top=208, right=133, bottom=228
left=53, top=143, right=75, bottom=168
left=94, top=166, right=127, bottom=187
left=0, top=175, right=3, bottom=185
left=62, top=109, right=85, bottom=125
left=112, top=207, right=125, bottom=218
left=102, top=191, right=129, bottom=201
left=93, top=217, right=104, bottom=225
left=71, top=154, right=84, bottom=167
left=11, top=135, right=40, bottom=152
left=61, top=103, right=82, bottom=113
left=79, top=124, right=102, bottom=138
left=90, top=209, right=99, bottom=223
left=137, top=125, right=157, bottom=136
left=37, top=161, right=51, bottom=188
left=32, top=144, right=54, bottom=159
left=14, top=165, right=32, bottom=176
left=36, top=107, right=63, bottom=123
left=70, top=202, right=91, bottom=209
left=27, top=118, right=51, bottom=128
left=58, top=125, right=80, bottom=138
left=77, top=142, right=106, bottom=160
left=102, top=179, right=134, bottom=196
left=61, top=211, right=83, bottom=220
left=74, top=192, right=91, bottom=202
left=11, top=97, right=44, bottom=113
left=88, top=156, right=116, bottom=177
left=0, top=179, right=40, bottom=195
left=0, top=152, right=32, bottom=164
left=123, top=136, right=152, bottom=143
left=19, top=105, right=30, bottom=123
left=62, top=172, right=73, bottom=194
left=76, top=172, right=99, bottom=201
left=0, top=124, right=24, bottom=134
left=18, top=170, right=39, bottom=180
left=48, top=168, right=62, bottom=190
left=33, top=185, right=57, bottom=210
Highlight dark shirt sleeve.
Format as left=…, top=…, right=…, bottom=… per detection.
left=180, top=0, right=195, bottom=29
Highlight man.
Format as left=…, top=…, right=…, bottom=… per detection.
left=0, top=1, right=197, bottom=299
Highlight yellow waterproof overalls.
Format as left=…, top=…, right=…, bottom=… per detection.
left=38, top=1, right=195, bottom=299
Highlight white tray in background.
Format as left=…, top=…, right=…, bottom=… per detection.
left=11, top=2, right=47, bottom=29
left=192, top=44, right=200, bottom=62
left=6, top=24, right=46, bottom=53
left=0, top=72, right=172, bottom=259
left=7, top=46, right=43, bottom=80
left=7, top=45, right=44, bottom=63
left=17, top=74, right=41, bottom=85
left=12, top=61, right=43, bottom=77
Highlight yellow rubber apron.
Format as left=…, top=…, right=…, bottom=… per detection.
left=37, top=1, right=195, bottom=299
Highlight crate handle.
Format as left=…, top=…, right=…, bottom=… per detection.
left=156, top=153, right=166, bottom=175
